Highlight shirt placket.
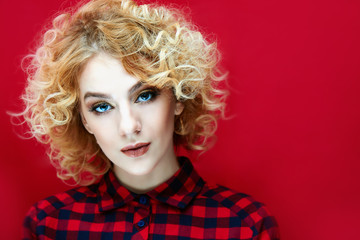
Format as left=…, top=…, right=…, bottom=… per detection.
left=132, top=195, right=151, bottom=240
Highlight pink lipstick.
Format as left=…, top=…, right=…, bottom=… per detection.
left=121, top=142, right=150, bottom=158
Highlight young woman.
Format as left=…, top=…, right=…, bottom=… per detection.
left=19, top=0, right=279, bottom=239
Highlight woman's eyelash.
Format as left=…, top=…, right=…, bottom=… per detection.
left=87, top=88, right=159, bottom=115
left=89, top=102, right=113, bottom=114
left=135, top=88, right=159, bottom=103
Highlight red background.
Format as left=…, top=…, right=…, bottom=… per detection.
left=1, top=0, right=360, bottom=239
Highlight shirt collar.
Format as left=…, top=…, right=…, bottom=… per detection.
left=97, top=157, right=205, bottom=212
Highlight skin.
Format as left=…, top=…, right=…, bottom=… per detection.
left=79, top=52, right=184, bottom=193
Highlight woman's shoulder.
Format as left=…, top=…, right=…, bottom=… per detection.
left=23, top=183, right=99, bottom=231
left=200, top=183, right=268, bottom=211
left=198, top=183, right=279, bottom=238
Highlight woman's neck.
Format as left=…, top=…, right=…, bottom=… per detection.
left=113, top=154, right=180, bottom=194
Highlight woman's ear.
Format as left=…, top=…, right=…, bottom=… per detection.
left=174, top=101, right=184, bottom=116
left=80, top=112, right=93, bottom=134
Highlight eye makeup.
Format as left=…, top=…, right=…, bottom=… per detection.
left=134, top=87, right=160, bottom=104
left=89, top=101, right=114, bottom=115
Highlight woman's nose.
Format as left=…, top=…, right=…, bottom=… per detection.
left=118, top=105, right=141, bottom=137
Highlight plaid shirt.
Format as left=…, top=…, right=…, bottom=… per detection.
left=23, top=157, right=279, bottom=239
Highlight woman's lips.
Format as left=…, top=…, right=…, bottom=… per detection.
left=121, top=142, right=150, bottom=158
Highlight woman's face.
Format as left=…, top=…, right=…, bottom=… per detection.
left=79, top=53, right=183, bottom=178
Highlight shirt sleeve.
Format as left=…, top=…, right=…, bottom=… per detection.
left=253, top=204, right=280, bottom=240
left=22, top=205, right=39, bottom=240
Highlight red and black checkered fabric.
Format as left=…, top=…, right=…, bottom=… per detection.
left=23, top=157, right=279, bottom=239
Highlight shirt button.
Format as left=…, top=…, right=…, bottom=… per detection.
left=137, top=220, right=145, bottom=227
left=139, top=196, right=147, bottom=205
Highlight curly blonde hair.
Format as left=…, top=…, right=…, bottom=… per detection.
left=17, top=0, right=227, bottom=185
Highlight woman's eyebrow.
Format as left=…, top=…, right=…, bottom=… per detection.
left=83, top=82, right=145, bottom=100
left=128, top=81, right=144, bottom=95
left=84, top=92, right=111, bottom=100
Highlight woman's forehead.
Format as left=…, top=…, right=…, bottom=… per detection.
left=78, top=53, right=162, bottom=101
left=80, top=53, right=137, bottom=89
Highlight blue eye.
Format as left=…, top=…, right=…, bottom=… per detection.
left=92, top=103, right=112, bottom=113
left=136, top=91, right=154, bottom=103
